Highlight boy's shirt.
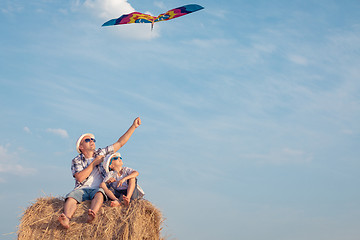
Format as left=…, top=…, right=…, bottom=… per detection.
left=103, top=166, right=135, bottom=190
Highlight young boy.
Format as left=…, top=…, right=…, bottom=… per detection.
left=100, top=152, right=144, bottom=207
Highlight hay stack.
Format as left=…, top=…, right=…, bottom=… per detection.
left=18, top=196, right=163, bottom=240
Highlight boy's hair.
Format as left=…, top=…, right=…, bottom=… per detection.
left=103, top=152, right=122, bottom=173
left=109, top=156, right=122, bottom=171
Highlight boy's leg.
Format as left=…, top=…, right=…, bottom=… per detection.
left=110, top=189, right=125, bottom=207
left=123, top=178, right=136, bottom=206
left=102, top=182, right=121, bottom=207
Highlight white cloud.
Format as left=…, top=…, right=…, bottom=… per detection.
left=0, top=145, right=36, bottom=176
left=82, top=0, right=159, bottom=40
left=341, top=129, right=354, bottom=135
left=288, top=54, right=308, bottom=65
left=102, top=23, right=160, bottom=39
left=0, top=1, right=23, bottom=14
left=186, top=38, right=235, bottom=48
left=46, top=128, right=69, bottom=138
left=83, top=0, right=135, bottom=19
left=24, top=126, right=31, bottom=134
left=253, top=43, right=276, bottom=53
left=154, top=1, right=166, bottom=10
left=245, top=148, right=313, bottom=165
left=0, top=163, right=36, bottom=174
left=206, top=8, right=227, bottom=19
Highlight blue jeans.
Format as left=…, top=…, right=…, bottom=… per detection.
left=105, top=179, right=141, bottom=201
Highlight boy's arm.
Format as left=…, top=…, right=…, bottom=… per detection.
left=112, top=117, right=141, bottom=153
left=117, top=170, right=139, bottom=188
left=100, top=182, right=118, bottom=201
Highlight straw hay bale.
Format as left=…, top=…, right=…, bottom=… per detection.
left=18, top=196, right=164, bottom=240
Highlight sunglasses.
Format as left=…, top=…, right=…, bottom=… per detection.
left=83, top=138, right=96, bottom=143
left=109, top=156, right=122, bottom=169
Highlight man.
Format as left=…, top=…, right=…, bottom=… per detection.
left=58, top=117, right=141, bottom=229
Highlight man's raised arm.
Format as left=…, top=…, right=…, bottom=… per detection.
left=112, top=117, right=141, bottom=153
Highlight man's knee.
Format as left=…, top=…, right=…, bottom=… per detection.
left=93, top=191, right=105, bottom=202
left=66, top=197, right=79, bottom=204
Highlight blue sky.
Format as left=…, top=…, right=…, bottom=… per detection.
left=1, top=0, right=360, bottom=239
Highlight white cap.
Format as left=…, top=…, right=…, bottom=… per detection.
left=103, top=152, right=121, bottom=173
left=76, top=133, right=95, bottom=154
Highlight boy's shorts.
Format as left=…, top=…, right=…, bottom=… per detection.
left=66, top=187, right=106, bottom=203
left=104, top=179, right=141, bottom=201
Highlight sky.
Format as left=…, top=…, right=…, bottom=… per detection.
left=1, top=0, right=360, bottom=239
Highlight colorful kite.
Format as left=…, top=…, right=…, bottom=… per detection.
left=102, top=4, right=204, bottom=30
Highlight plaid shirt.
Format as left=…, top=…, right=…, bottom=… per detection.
left=71, top=145, right=114, bottom=189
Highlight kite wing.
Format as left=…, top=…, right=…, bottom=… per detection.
left=101, top=4, right=204, bottom=28
left=102, top=12, right=156, bottom=26
left=154, top=4, right=204, bottom=23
